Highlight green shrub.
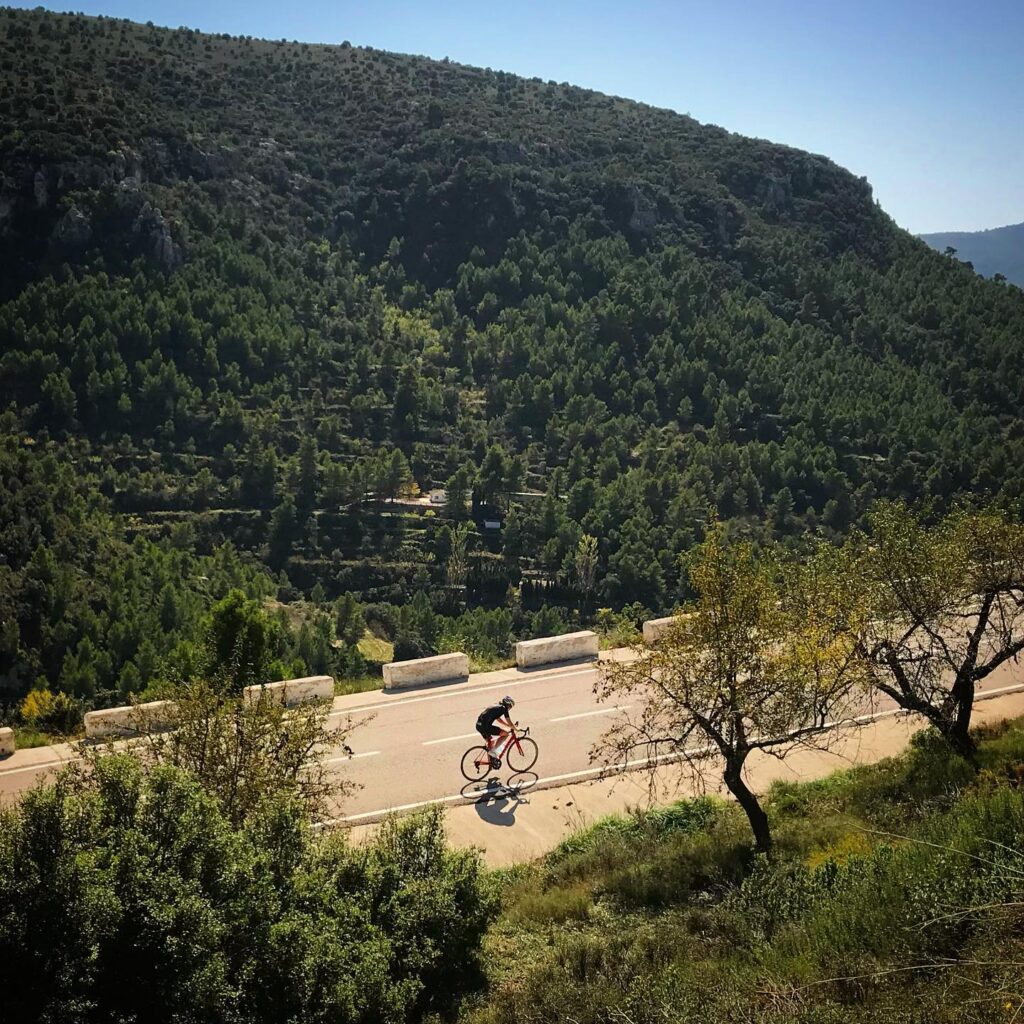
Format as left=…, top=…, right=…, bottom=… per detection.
left=504, top=880, right=592, bottom=926
left=18, top=688, right=81, bottom=735
left=547, top=796, right=720, bottom=868
left=975, top=718, right=1024, bottom=788
left=766, top=727, right=976, bottom=830
left=330, top=807, right=498, bottom=1018
left=0, top=758, right=494, bottom=1024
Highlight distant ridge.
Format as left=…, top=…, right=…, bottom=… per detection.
left=920, top=221, right=1024, bottom=286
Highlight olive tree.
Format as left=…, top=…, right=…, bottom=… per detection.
left=595, top=528, right=864, bottom=853
left=850, top=503, right=1024, bottom=760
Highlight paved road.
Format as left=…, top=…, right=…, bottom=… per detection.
left=0, top=658, right=617, bottom=815
left=3, top=653, right=1023, bottom=823
left=366, top=688, right=1024, bottom=866
left=317, top=659, right=618, bottom=822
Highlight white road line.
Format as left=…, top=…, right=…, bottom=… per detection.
left=317, top=682, right=1024, bottom=827
left=322, top=750, right=381, bottom=766
left=324, top=749, right=703, bottom=825
left=549, top=705, right=630, bottom=723
left=422, top=732, right=480, bottom=747
left=321, top=792, right=467, bottom=825
left=327, top=665, right=599, bottom=718
left=0, top=759, right=67, bottom=776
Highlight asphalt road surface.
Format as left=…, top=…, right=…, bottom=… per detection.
left=317, top=659, right=618, bottom=823
left=2, top=654, right=1023, bottom=824
left=0, top=659, right=614, bottom=816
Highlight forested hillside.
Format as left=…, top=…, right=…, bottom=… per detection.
left=2, top=6, right=1024, bottom=714
left=921, top=221, right=1024, bottom=287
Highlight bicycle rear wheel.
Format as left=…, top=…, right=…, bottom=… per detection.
left=461, top=745, right=492, bottom=782
left=506, top=736, right=538, bottom=773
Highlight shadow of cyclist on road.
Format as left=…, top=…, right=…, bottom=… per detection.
left=471, top=777, right=530, bottom=827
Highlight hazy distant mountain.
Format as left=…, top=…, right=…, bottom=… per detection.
left=920, top=222, right=1024, bottom=286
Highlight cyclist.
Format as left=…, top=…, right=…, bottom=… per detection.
left=476, top=696, right=515, bottom=769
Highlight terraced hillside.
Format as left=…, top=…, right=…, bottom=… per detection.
left=2, top=6, right=1024, bottom=714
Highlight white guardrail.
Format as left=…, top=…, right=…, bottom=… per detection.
left=642, top=616, right=679, bottom=645
left=243, top=675, right=334, bottom=706
left=383, top=653, right=469, bottom=691
left=84, top=699, right=178, bottom=739
left=515, top=630, right=599, bottom=669
left=0, top=727, right=15, bottom=756
left=83, top=677, right=336, bottom=739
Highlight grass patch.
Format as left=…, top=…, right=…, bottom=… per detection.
left=334, top=674, right=385, bottom=696
left=10, top=726, right=80, bottom=749
left=357, top=631, right=393, bottom=663
left=466, top=655, right=515, bottom=673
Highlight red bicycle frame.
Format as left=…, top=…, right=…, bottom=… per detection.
left=474, top=722, right=528, bottom=768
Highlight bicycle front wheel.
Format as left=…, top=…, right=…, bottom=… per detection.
left=506, top=736, right=538, bottom=773
left=461, top=745, right=492, bottom=782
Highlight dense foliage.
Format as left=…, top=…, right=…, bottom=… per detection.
left=0, top=756, right=493, bottom=1024
left=2, top=7, right=1024, bottom=715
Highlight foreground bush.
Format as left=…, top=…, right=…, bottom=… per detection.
left=0, top=757, right=494, bottom=1024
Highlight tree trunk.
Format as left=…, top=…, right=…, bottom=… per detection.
left=945, top=699, right=978, bottom=762
left=944, top=676, right=978, bottom=762
left=723, top=758, right=772, bottom=854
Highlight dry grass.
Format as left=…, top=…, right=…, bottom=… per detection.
left=358, top=632, right=394, bottom=663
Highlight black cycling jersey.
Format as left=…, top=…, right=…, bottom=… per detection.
left=476, top=704, right=508, bottom=730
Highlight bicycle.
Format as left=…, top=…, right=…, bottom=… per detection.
left=461, top=721, right=538, bottom=781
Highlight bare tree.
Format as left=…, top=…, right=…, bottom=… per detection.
left=595, top=529, right=863, bottom=853
left=108, top=680, right=359, bottom=826
left=850, top=503, right=1024, bottom=760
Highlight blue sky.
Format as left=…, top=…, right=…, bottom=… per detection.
left=11, top=0, right=1023, bottom=233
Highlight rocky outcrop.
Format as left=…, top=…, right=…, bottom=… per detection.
left=53, top=204, right=92, bottom=246
left=759, top=171, right=791, bottom=211
left=626, top=183, right=658, bottom=237
left=33, top=169, right=49, bottom=208
left=0, top=144, right=185, bottom=272
left=132, top=201, right=182, bottom=270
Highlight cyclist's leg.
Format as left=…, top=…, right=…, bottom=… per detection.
left=485, top=725, right=503, bottom=764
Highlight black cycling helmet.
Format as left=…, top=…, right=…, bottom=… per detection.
left=501, top=695, right=515, bottom=710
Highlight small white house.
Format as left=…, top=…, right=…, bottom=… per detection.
left=429, top=489, right=447, bottom=505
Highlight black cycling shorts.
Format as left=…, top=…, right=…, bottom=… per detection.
left=476, top=720, right=501, bottom=739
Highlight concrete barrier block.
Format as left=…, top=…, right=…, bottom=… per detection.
left=84, top=700, right=177, bottom=739
left=516, top=630, right=599, bottom=669
left=643, top=616, right=679, bottom=645
left=0, top=727, right=14, bottom=756
left=243, top=675, right=335, bottom=707
left=642, top=614, right=695, bottom=645
left=383, top=653, right=469, bottom=691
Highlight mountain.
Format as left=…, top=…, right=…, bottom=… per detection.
left=920, top=221, right=1024, bottom=287
left=3, top=6, right=1024, bottom=710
